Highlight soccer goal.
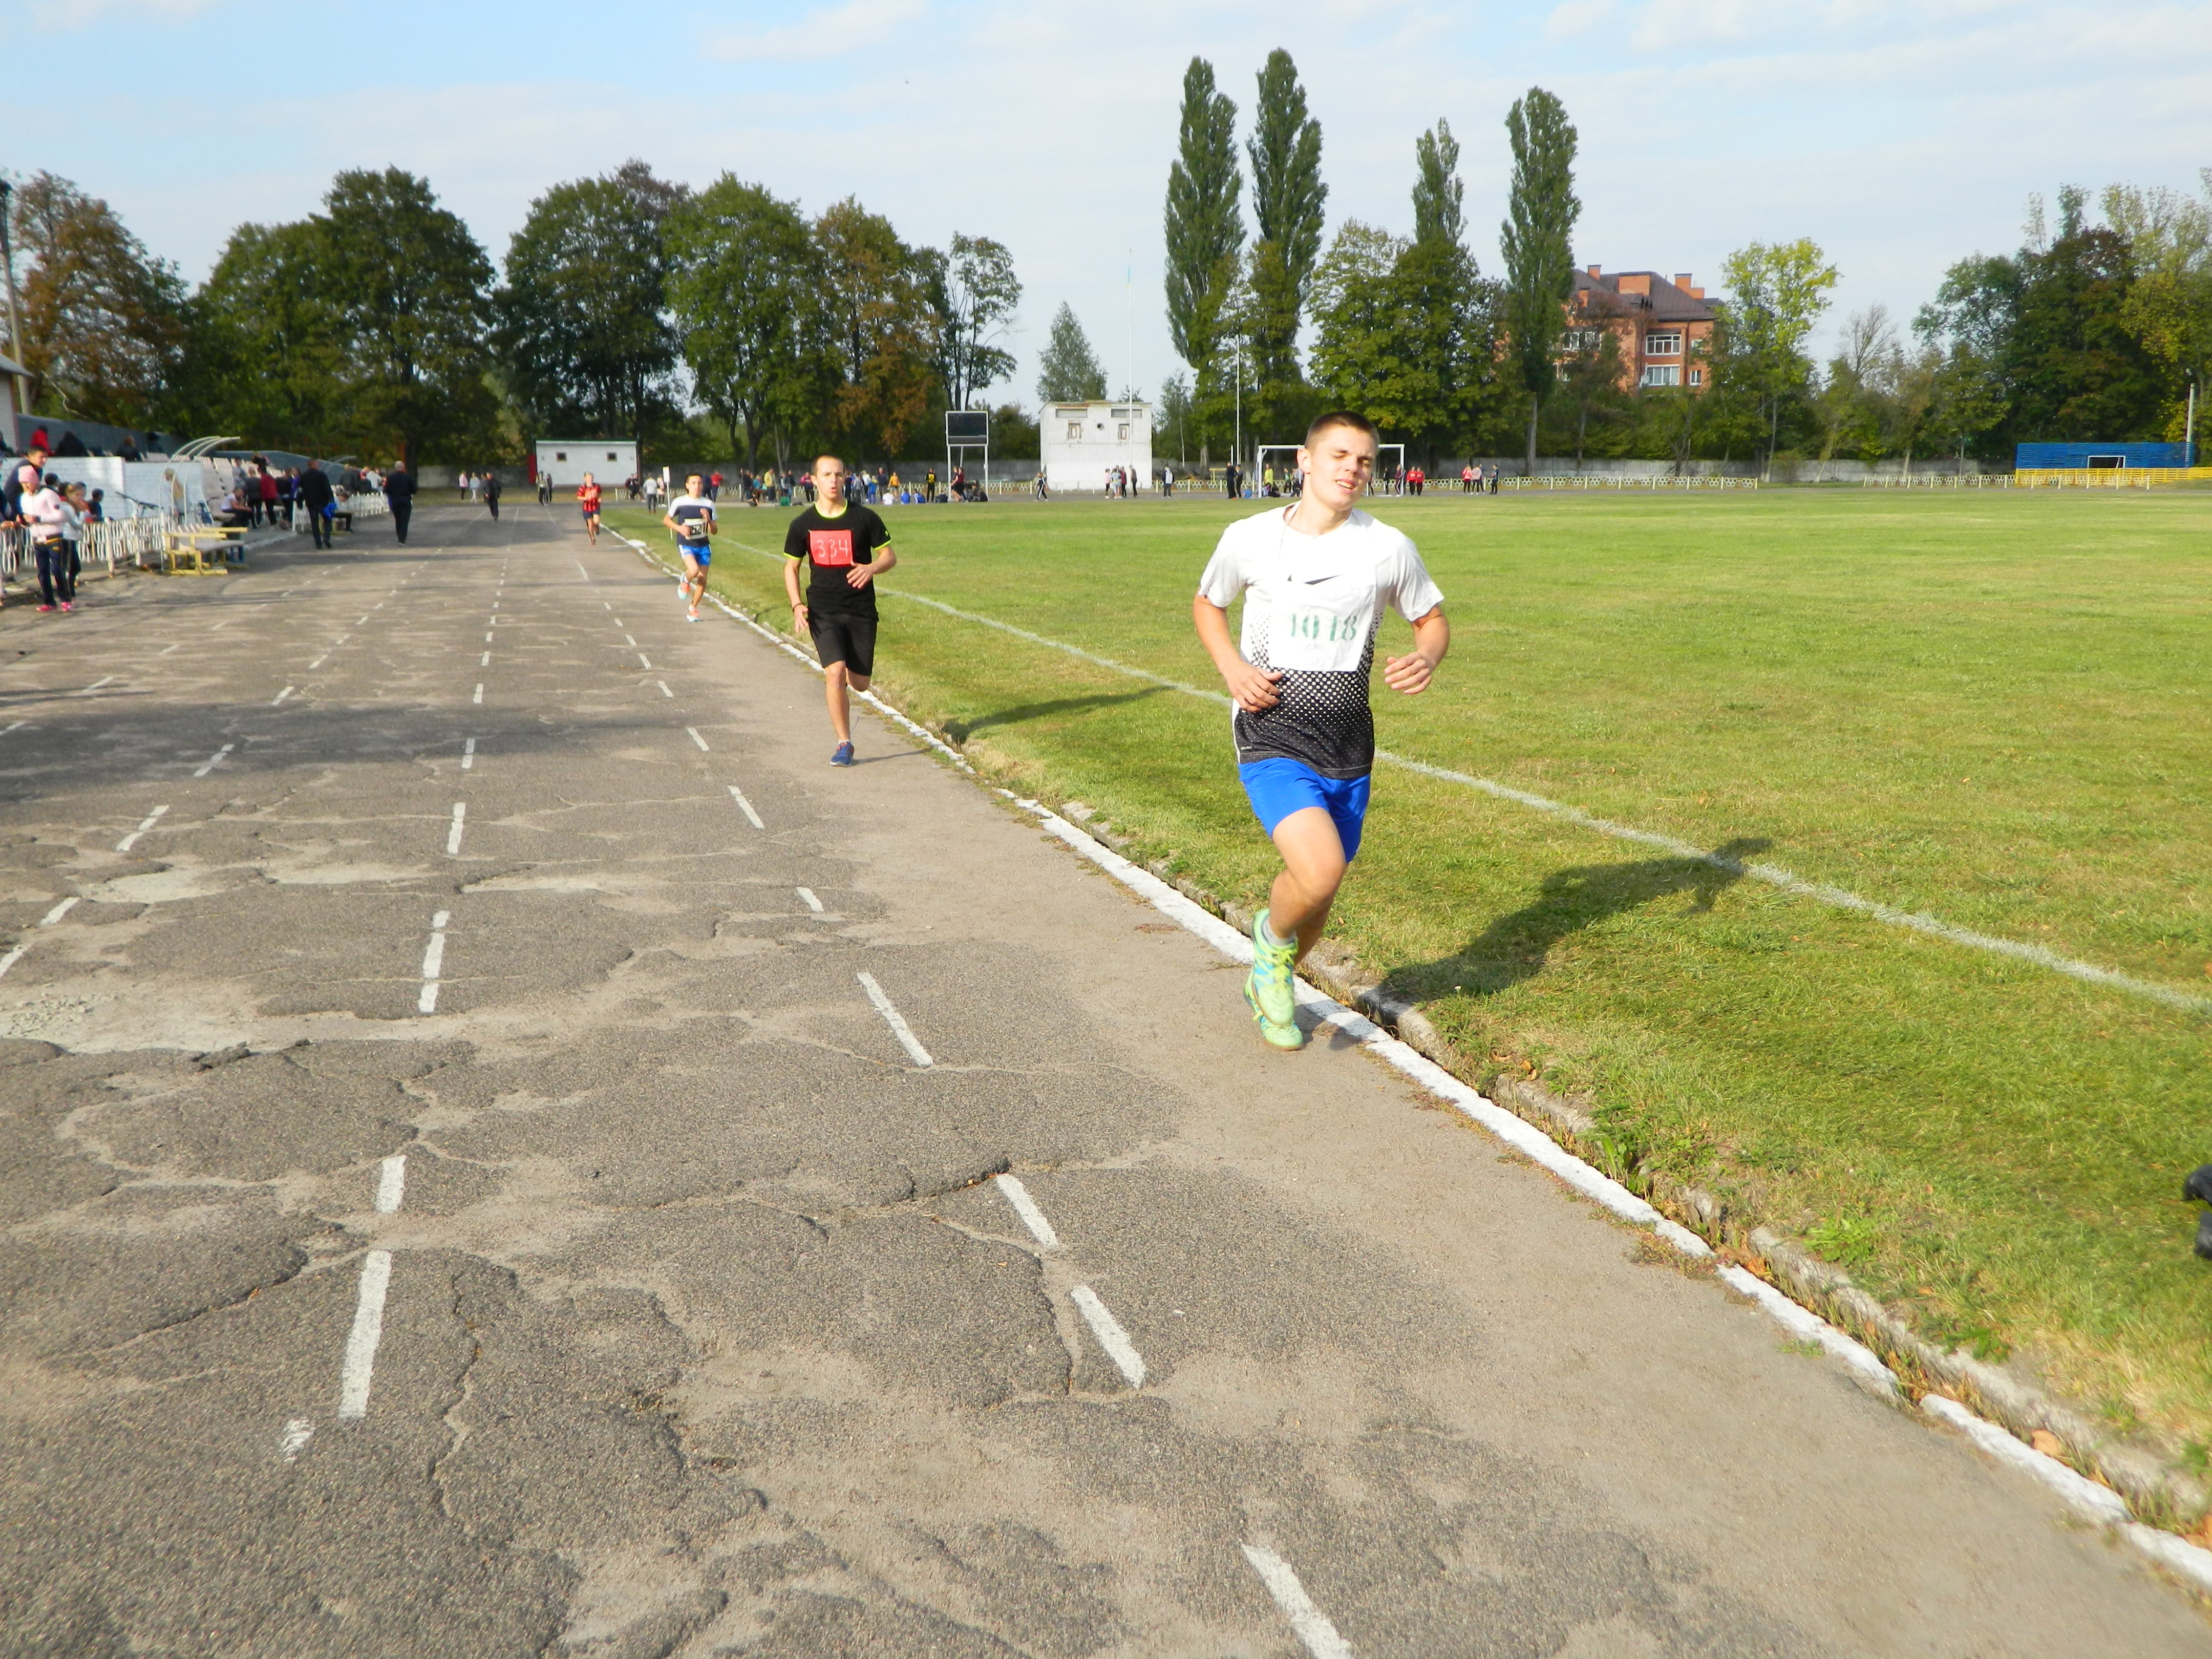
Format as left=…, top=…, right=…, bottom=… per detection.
left=944, top=410, right=989, bottom=499
left=1252, top=442, right=1406, bottom=495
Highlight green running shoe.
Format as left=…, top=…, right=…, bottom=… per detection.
left=1244, top=908, right=1305, bottom=1049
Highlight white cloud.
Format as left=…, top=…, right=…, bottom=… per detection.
left=703, top=0, right=928, bottom=62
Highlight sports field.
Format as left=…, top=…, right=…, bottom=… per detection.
left=607, top=487, right=2212, bottom=1462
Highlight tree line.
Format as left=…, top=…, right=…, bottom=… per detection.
left=8, top=132, right=2206, bottom=476
left=3, top=163, right=1027, bottom=473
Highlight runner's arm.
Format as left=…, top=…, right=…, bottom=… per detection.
left=783, top=553, right=808, bottom=629
left=1382, top=605, right=1449, bottom=695
left=845, top=542, right=895, bottom=588
left=1192, top=594, right=1281, bottom=712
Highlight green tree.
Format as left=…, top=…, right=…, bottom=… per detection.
left=183, top=220, right=347, bottom=451
left=1499, top=88, right=1580, bottom=473
left=8, top=171, right=188, bottom=428
left=2108, top=177, right=2212, bottom=441
left=1036, top=303, right=1107, bottom=401
left=1157, top=371, right=1193, bottom=465
left=666, top=177, right=826, bottom=474
left=1718, top=237, right=1838, bottom=474
left=1412, top=119, right=1464, bottom=249
left=311, top=168, right=499, bottom=470
left=930, top=232, right=1020, bottom=410
left=814, top=198, right=939, bottom=461
left=1162, top=55, right=1244, bottom=451
left=494, top=160, right=685, bottom=449
left=1245, top=48, right=1325, bottom=385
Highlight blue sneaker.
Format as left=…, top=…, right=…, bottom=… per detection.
left=1244, top=908, right=1305, bottom=1049
left=831, top=741, right=855, bottom=767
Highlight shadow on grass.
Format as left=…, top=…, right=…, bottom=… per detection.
left=943, top=685, right=1167, bottom=742
left=1383, top=836, right=1773, bottom=1004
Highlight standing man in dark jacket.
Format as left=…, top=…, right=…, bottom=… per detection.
left=483, top=470, right=501, bottom=521
left=298, top=464, right=335, bottom=549
left=384, top=463, right=415, bottom=544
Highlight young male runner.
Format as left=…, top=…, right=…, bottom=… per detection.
left=663, top=473, right=716, bottom=620
left=577, top=472, right=603, bottom=543
left=782, top=455, right=895, bottom=767
left=1193, top=410, right=1448, bottom=1050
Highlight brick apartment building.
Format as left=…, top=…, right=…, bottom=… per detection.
left=1569, top=267, right=1717, bottom=393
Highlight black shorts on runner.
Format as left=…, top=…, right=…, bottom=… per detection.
left=809, top=613, right=876, bottom=677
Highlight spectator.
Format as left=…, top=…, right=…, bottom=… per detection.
left=299, top=462, right=334, bottom=549
left=257, top=460, right=279, bottom=524
left=384, top=462, right=416, bottom=544
left=484, top=470, right=502, bottom=521
left=60, top=483, right=89, bottom=601
left=22, top=473, right=71, bottom=611
left=214, top=486, right=253, bottom=529
left=709, top=469, right=724, bottom=501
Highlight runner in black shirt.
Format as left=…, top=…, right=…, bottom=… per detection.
left=782, top=454, right=895, bottom=767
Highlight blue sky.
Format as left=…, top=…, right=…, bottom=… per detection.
left=17, top=0, right=2211, bottom=403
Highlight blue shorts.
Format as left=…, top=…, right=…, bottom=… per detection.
left=680, top=543, right=711, bottom=566
left=1239, top=758, right=1372, bottom=861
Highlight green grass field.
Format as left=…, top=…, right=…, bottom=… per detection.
left=607, top=488, right=2212, bottom=1468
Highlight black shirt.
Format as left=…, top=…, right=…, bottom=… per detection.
left=384, top=470, right=415, bottom=502
left=782, top=503, right=890, bottom=618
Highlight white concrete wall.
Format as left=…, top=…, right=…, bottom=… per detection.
left=535, top=441, right=635, bottom=487
left=1038, top=401, right=1152, bottom=492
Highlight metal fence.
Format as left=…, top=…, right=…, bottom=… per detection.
left=0, top=491, right=391, bottom=589
left=2011, top=467, right=2212, bottom=490
left=1861, top=473, right=2014, bottom=490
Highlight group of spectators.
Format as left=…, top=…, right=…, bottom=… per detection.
left=212, top=455, right=359, bottom=548
left=5, top=444, right=100, bottom=612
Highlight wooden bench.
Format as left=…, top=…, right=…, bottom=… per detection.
left=163, top=527, right=245, bottom=574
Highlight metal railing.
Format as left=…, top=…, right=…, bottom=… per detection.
left=1860, top=473, right=2013, bottom=489
left=2012, top=467, right=2212, bottom=490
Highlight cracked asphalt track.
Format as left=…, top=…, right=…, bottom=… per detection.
left=0, top=503, right=2203, bottom=1657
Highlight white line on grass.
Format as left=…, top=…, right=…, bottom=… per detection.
left=727, top=785, right=763, bottom=829
left=795, top=886, right=824, bottom=912
left=336, top=1249, right=393, bottom=1420
left=994, top=1174, right=1062, bottom=1250
left=686, top=725, right=710, bottom=750
left=116, top=804, right=168, bottom=853
left=445, top=803, right=466, bottom=857
left=1069, top=1286, right=1145, bottom=1387
left=374, top=1154, right=407, bottom=1214
left=461, top=738, right=476, bottom=771
left=746, top=568, right=2210, bottom=1017
left=1240, top=1545, right=1354, bottom=1659
left=856, top=971, right=932, bottom=1067
left=192, top=743, right=233, bottom=777
left=418, top=910, right=450, bottom=1014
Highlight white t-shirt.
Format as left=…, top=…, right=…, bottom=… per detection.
left=1195, top=505, right=1443, bottom=779
left=22, top=486, right=67, bottom=542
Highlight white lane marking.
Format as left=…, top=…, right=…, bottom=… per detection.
left=445, top=802, right=466, bottom=857
left=994, top=1174, right=1062, bottom=1250
left=480, top=652, right=490, bottom=667
left=336, top=1249, right=394, bottom=1420
left=115, top=803, right=169, bottom=853
left=1069, top=1285, right=1145, bottom=1388
left=38, top=897, right=78, bottom=927
left=272, top=685, right=295, bottom=705
left=192, top=743, right=233, bottom=777
left=374, top=1154, right=407, bottom=1214
left=354, top=615, right=368, bottom=624
left=686, top=725, right=710, bottom=751
left=80, top=675, right=114, bottom=695
left=795, top=885, right=823, bottom=912
left=1, top=720, right=24, bottom=734
left=158, top=644, right=179, bottom=656
left=484, top=632, right=493, bottom=643
left=636, top=653, right=651, bottom=669
left=461, top=738, right=476, bottom=771
left=727, top=784, right=764, bottom=829
left=624, top=633, right=638, bottom=647
left=576, top=561, right=590, bottom=578
left=280, top=1417, right=314, bottom=1462
left=810, top=580, right=2212, bottom=1015
left=1241, top=1545, right=1354, bottom=1659
left=857, top=971, right=932, bottom=1067
left=418, top=910, right=451, bottom=1014
left=0, top=946, right=24, bottom=979
left=656, top=680, right=673, bottom=698
left=472, top=684, right=484, bottom=705
left=308, top=656, right=326, bottom=670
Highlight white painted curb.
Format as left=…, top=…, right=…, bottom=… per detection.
left=600, top=528, right=2212, bottom=1593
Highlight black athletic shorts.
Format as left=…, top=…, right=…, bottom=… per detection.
left=809, top=613, right=876, bottom=677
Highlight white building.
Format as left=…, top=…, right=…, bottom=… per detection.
left=534, top=438, right=636, bottom=488
left=1038, top=401, right=1152, bottom=493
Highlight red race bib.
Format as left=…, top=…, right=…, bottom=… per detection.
left=808, top=528, right=855, bottom=567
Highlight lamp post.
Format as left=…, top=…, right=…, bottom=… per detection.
left=0, top=179, right=28, bottom=440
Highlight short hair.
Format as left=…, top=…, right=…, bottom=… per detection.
left=1305, top=410, right=1379, bottom=448
left=814, top=453, right=846, bottom=471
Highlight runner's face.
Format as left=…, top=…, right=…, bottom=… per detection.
left=816, top=460, right=846, bottom=506
left=1298, top=428, right=1377, bottom=512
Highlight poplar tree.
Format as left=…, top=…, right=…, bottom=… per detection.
left=1163, top=57, right=1244, bottom=394
left=1245, top=48, right=1325, bottom=384
left=1500, top=88, right=1580, bottom=473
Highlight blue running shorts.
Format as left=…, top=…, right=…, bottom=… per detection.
left=680, top=543, right=711, bottom=566
left=1239, top=758, right=1372, bottom=860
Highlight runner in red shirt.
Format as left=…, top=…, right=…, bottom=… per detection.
left=577, top=472, right=603, bottom=544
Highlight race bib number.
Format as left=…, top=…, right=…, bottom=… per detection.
left=809, top=528, right=855, bottom=567
left=1270, top=593, right=1374, bottom=671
